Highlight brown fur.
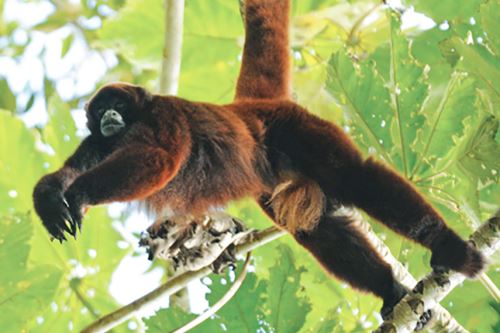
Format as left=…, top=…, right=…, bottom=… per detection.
left=236, top=0, right=291, bottom=100
left=269, top=177, right=325, bottom=233
left=33, top=0, right=485, bottom=319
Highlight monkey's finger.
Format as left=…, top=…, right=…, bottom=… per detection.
left=62, top=197, right=70, bottom=209
left=45, top=224, right=64, bottom=242
left=50, top=225, right=66, bottom=243
left=54, top=220, right=70, bottom=242
left=76, top=216, right=82, bottom=232
left=62, top=219, right=74, bottom=235
left=61, top=209, right=77, bottom=237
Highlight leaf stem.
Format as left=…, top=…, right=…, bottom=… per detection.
left=388, top=15, right=408, bottom=177
left=329, top=59, right=392, bottom=162
left=410, top=73, right=461, bottom=178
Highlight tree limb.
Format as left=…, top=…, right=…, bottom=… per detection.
left=158, top=0, right=188, bottom=311
left=159, top=0, right=185, bottom=95
left=81, top=207, right=495, bottom=333
left=374, top=210, right=500, bottom=333
left=80, top=227, right=286, bottom=333
left=335, top=207, right=471, bottom=333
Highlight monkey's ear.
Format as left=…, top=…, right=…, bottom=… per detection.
left=133, top=86, right=153, bottom=109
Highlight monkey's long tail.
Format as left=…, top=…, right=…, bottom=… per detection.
left=234, top=0, right=291, bottom=101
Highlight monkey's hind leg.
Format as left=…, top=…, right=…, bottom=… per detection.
left=292, top=207, right=407, bottom=319
left=341, top=158, right=485, bottom=278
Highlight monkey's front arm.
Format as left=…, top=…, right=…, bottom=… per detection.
left=34, top=142, right=182, bottom=241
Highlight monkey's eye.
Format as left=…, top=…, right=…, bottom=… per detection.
left=115, top=102, right=126, bottom=111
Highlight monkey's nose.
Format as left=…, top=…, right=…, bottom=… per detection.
left=108, top=110, right=120, bottom=117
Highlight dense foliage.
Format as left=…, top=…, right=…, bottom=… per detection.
left=0, top=0, right=498, bottom=332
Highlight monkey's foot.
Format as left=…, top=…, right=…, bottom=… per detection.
left=139, top=213, right=253, bottom=273
left=414, top=310, right=432, bottom=331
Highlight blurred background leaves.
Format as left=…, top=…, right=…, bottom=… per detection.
left=0, top=0, right=498, bottom=332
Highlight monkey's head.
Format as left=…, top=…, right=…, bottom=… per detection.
left=85, top=83, right=153, bottom=138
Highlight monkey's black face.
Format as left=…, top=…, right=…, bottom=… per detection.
left=100, top=108, right=125, bottom=137
left=85, top=83, right=152, bottom=138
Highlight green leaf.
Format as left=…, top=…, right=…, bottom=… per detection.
left=264, top=244, right=311, bottom=333
left=61, top=34, right=74, bottom=58
left=42, top=95, right=80, bottom=164
left=406, top=0, right=483, bottom=22
left=458, top=114, right=500, bottom=184
left=0, top=214, right=62, bottom=332
left=326, top=51, right=394, bottom=162
left=144, top=307, right=222, bottom=333
left=205, top=267, right=266, bottom=332
left=446, top=36, right=500, bottom=98
left=386, top=12, right=429, bottom=175
left=312, top=309, right=339, bottom=333
left=411, top=74, right=476, bottom=177
left=97, top=0, right=242, bottom=102
left=0, top=111, right=46, bottom=215
left=43, top=78, right=55, bottom=108
left=97, top=0, right=163, bottom=68
left=0, top=104, right=129, bottom=332
left=480, top=0, right=500, bottom=55
left=0, top=79, right=16, bottom=111
left=23, top=93, right=35, bottom=113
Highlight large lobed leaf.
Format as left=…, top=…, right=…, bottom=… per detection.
left=144, top=244, right=312, bottom=332
left=387, top=12, right=428, bottom=175
left=0, top=100, right=129, bottom=331
left=406, top=0, right=483, bottom=22
left=0, top=214, right=62, bottom=332
left=326, top=51, right=394, bottom=162
left=263, top=244, right=311, bottom=333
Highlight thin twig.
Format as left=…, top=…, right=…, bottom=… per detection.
left=478, top=273, right=500, bottom=303
left=171, top=252, right=252, bottom=333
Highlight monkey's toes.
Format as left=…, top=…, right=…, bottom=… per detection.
left=414, top=309, right=432, bottom=331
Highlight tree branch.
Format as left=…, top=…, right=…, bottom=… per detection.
left=158, top=0, right=188, bottom=311
left=335, top=207, right=471, bottom=333
left=159, top=0, right=185, bottom=95
left=374, top=211, right=500, bottom=333
left=80, top=227, right=286, bottom=333
left=82, top=205, right=495, bottom=333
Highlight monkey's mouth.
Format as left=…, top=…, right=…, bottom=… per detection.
left=100, top=109, right=126, bottom=137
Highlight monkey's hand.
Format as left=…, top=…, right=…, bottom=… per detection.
left=33, top=175, right=79, bottom=242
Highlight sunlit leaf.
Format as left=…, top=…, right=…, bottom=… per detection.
left=0, top=79, right=16, bottom=111
left=0, top=111, right=46, bottom=214
left=264, top=244, right=311, bottom=333
left=386, top=12, right=428, bottom=174
left=407, top=0, right=483, bottom=22
left=326, top=51, right=394, bottom=161
left=205, top=267, right=266, bottom=332
left=411, top=73, right=476, bottom=177
left=61, top=33, right=74, bottom=58
left=0, top=214, right=62, bottom=332
left=144, top=307, right=222, bottom=333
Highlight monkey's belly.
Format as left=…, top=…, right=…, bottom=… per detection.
left=144, top=163, right=264, bottom=216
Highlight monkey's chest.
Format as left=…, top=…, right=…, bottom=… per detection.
left=145, top=135, right=266, bottom=215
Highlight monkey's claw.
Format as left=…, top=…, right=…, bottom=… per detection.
left=414, top=309, right=432, bottom=331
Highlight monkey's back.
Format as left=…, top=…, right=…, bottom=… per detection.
left=144, top=99, right=269, bottom=216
